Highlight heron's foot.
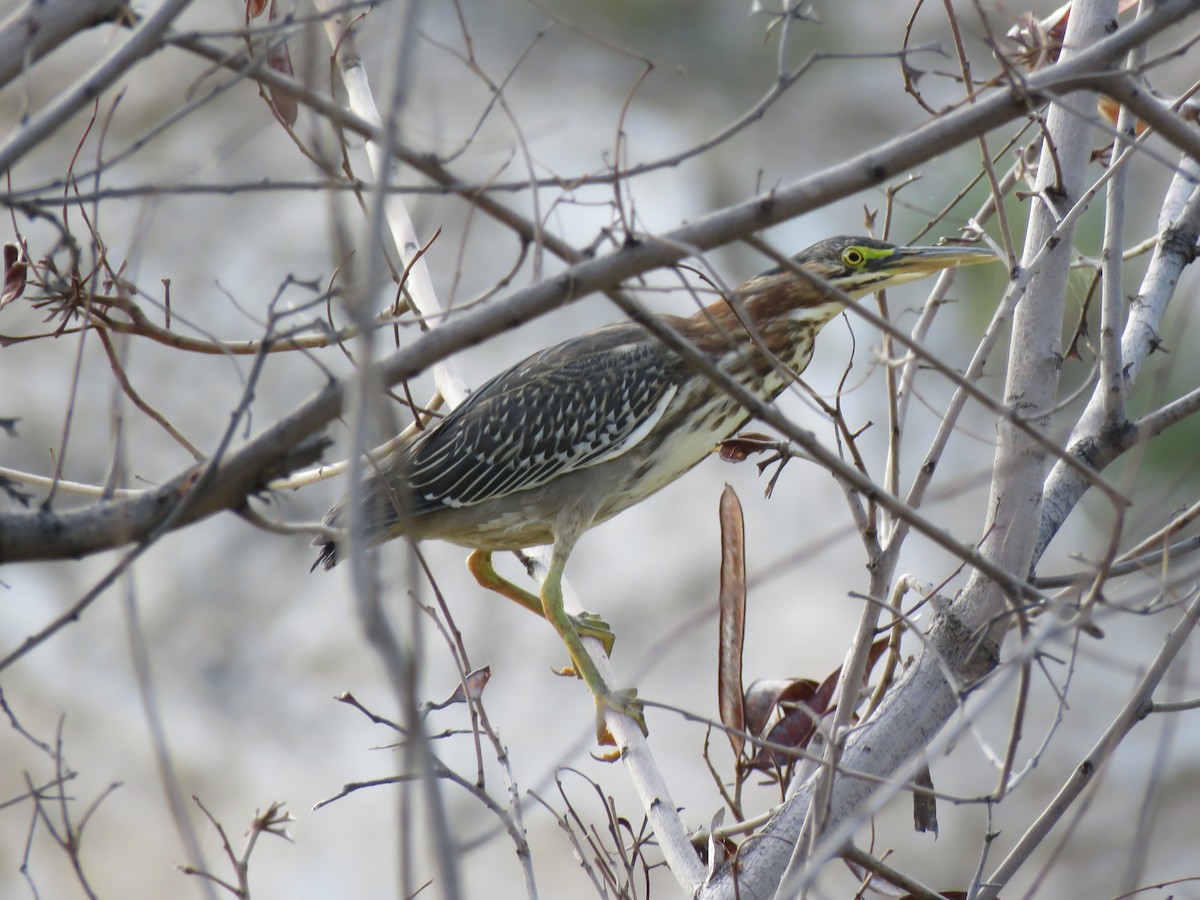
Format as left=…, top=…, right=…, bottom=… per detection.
left=572, top=611, right=616, bottom=656
left=536, top=557, right=641, bottom=740
left=550, top=668, right=647, bottom=742
left=595, top=687, right=648, bottom=743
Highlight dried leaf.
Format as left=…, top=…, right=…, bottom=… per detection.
left=743, top=678, right=811, bottom=739
left=755, top=679, right=829, bottom=768
left=717, top=485, right=747, bottom=759
left=2, top=243, right=27, bottom=309
left=265, top=1, right=298, bottom=125
left=755, top=712, right=815, bottom=768
left=705, top=808, right=727, bottom=881
left=427, top=666, right=492, bottom=711
left=245, top=0, right=269, bottom=19
left=912, top=763, right=938, bottom=835
left=751, top=637, right=891, bottom=769
left=717, top=432, right=775, bottom=463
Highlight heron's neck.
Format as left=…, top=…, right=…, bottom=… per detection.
left=687, top=271, right=845, bottom=374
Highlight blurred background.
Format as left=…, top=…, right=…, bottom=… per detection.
left=3, top=0, right=1200, bottom=897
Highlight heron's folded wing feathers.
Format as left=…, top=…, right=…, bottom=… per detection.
left=407, top=329, right=679, bottom=511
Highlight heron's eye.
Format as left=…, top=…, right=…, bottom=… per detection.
left=842, top=247, right=866, bottom=267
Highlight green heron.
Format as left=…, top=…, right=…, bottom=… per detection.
left=314, top=236, right=996, bottom=737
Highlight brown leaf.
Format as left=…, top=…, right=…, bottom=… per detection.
left=743, top=678, right=812, bottom=740
left=2, top=243, right=27, bottom=309
left=717, top=485, right=747, bottom=759
left=750, top=637, right=891, bottom=769
left=754, top=682, right=824, bottom=768
left=245, top=0, right=269, bottom=19
left=753, top=674, right=843, bottom=768
left=717, top=432, right=775, bottom=463
left=912, top=763, right=938, bottom=835
left=265, top=1, right=298, bottom=125
left=428, top=666, right=491, bottom=711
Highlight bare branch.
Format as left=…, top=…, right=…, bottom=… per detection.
left=0, top=0, right=195, bottom=172
left=0, top=0, right=129, bottom=91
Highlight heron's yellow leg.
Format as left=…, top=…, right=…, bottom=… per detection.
left=466, top=550, right=616, bottom=655
left=538, top=556, right=647, bottom=739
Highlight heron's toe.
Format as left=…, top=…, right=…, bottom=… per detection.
left=595, top=687, right=647, bottom=743
left=572, top=612, right=616, bottom=656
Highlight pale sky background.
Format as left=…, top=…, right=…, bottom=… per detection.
left=3, top=1, right=1200, bottom=898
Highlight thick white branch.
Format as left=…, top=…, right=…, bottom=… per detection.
left=0, top=0, right=127, bottom=90
left=699, top=1, right=1122, bottom=895
left=0, top=0, right=195, bottom=172
left=1037, top=157, right=1200, bottom=561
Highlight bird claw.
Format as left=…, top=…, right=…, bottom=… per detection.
left=595, top=687, right=647, bottom=743
left=571, top=612, right=616, bottom=656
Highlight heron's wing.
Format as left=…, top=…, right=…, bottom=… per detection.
left=407, top=323, right=680, bottom=511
